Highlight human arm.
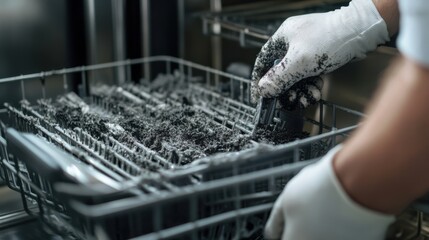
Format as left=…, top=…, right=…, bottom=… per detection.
left=373, top=0, right=399, bottom=36
left=334, top=57, right=429, bottom=215
left=264, top=0, right=429, bottom=239
left=264, top=57, right=429, bottom=240
left=263, top=46, right=429, bottom=240
left=335, top=0, right=429, bottom=215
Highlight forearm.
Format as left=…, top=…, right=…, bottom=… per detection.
left=334, top=57, right=429, bottom=214
left=373, top=0, right=399, bottom=36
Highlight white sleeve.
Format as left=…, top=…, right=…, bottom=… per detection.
left=264, top=145, right=395, bottom=240
left=397, top=0, right=429, bottom=67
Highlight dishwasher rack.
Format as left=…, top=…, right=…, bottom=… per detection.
left=0, top=56, right=363, bottom=239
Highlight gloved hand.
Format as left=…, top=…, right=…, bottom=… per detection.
left=265, top=146, right=395, bottom=240
left=251, top=0, right=389, bottom=102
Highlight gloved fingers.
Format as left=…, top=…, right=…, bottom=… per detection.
left=251, top=41, right=271, bottom=102
left=304, top=83, right=322, bottom=100
left=279, top=90, right=319, bottom=110
left=258, top=38, right=338, bottom=99
left=252, top=40, right=272, bottom=81
left=297, top=92, right=311, bottom=109
left=264, top=197, right=286, bottom=240
left=296, top=84, right=322, bottom=109
left=251, top=37, right=289, bottom=102
left=278, top=77, right=324, bottom=110
left=257, top=47, right=307, bottom=98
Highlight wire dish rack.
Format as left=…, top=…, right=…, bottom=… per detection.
left=0, top=56, right=363, bottom=239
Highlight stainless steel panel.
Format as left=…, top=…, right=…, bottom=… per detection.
left=0, top=0, right=68, bottom=108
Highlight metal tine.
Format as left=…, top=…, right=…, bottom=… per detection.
left=90, top=93, right=175, bottom=169
left=231, top=120, right=237, bottom=131
left=93, top=87, right=158, bottom=114
left=203, top=104, right=254, bottom=133
left=32, top=99, right=153, bottom=175
left=133, top=141, right=174, bottom=169
left=189, top=84, right=255, bottom=114
left=115, top=87, right=144, bottom=105
left=122, top=85, right=254, bottom=145
left=74, top=129, right=141, bottom=177
left=104, top=135, right=165, bottom=171
left=188, top=86, right=254, bottom=132
left=193, top=105, right=251, bottom=134
left=112, top=85, right=254, bottom=163
left=160, top=142, right=184, bottom=166
left=6, top=106, right=128, bottom=183
left=240, top=81, right=244, bottom=103
left=17, top=104, right=141, bottom=179
left=124, top=85, right=164, bottom=106
left=89, top=94, right=178, bottom=171
left=42, top=130, right=129, bottom=183
left=225, top=102, right=251, bottom=117
left=238, top=110, right=247, bottom=123
left=93, top=96, right=113, bottom=113
left=206, top=105, right=253, bottom=131
left=190, top=90, right=255, bottom=131
left=58, top=92, right=89, bottom=113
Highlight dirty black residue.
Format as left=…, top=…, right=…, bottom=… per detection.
left=253, top=128, right=308, bottom=145
left=251, top=39, right=288, bottom=102
left=314, top=53, right=341, bottom=74
left=53, top=105, right=109, bottom=139
left=253, top=39, right=289, bottom=82
left=252, top=38, right=325, bottom=110
left=117, top=104, right=251, bottom=164
left=317, top=54, right=329, bottom=70
left=38, top=81, right=309, bottom=165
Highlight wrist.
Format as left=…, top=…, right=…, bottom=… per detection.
left=337, top=0, right=389, bottom=57
left=372, top=0, right=399, bottom=37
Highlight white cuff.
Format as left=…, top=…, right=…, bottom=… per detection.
left=397, top=0, right=429, bottom=67
left=314, top=145, right=395, bottom=239
left=323, top=145, right=395, bottom=227
left=265, top=145, right=395, bottom=240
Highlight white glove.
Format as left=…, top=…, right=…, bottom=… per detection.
left=265, top=145, right=395, bottom=240
left=251, top=0, right=389, bottom=101
left=397, top=0, right=429, bottom=67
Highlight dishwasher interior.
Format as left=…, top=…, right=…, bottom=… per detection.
left=0, top=0, right=425, bottom=239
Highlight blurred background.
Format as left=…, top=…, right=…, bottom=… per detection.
left=0, top=0, right=397, bottom=110
left=0, top=0, right=397, bottom=238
